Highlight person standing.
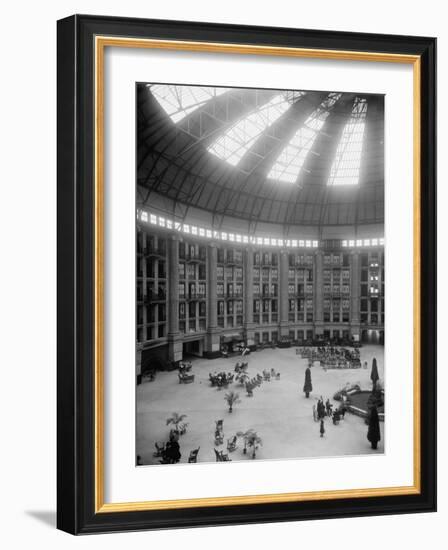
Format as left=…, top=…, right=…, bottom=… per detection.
left=320, top=419, right=325, bottom=437
left=367, top=406, right=381, bottom=449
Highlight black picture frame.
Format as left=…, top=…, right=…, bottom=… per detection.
left=57, top=14, right=436, bottom=535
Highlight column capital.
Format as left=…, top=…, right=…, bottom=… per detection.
left=169, top=232, right=181, bottom=242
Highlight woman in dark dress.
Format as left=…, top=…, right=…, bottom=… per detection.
left=320, top=419, right=325, bottom=437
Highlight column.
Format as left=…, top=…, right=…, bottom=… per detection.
left=244, top=247, right=255, bottom=349
left=207, top=243, right=217, bottom=330
left=350, top=250, right=361, bottom=340
left=205, top=243, right=220, bottom=358
left=136, top=345, right=142, bottom=385
left=314, top=250, right=324, bottom=336
left=167, top=235, right=182, bottom=362
left=141, top=232, right=147, bottom=342
left=279, top=249, right=289, bottom=338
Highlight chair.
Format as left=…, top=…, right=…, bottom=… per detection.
left=153, top=441, right=165, bottom=458
left=178, top=372, right=195, bottom=384
left=215, top=419, right=223, bottom=431
left=188, top=447, right=200, bottom=463
left=227, top=436, right=238, bottom=453
left=214, top=430, right=224, bottom=446
left=143, top=370, right=156, bottom=382
left=214, top=448, right=231, bottom=462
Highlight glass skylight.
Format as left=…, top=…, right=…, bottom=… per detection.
left=268, top=92, right=342, bottom=183
left=149, top=85, right=230, bottom=123
left=327, top=97, right=368, bottom=186
left=208, top=92, right=306, bottom=166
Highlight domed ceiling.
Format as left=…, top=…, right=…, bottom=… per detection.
left=137, top=84, right=384, bottom=229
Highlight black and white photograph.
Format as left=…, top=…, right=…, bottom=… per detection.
left=135, top=83, right=385, bottom=466
left=0, top=0, right=439, bottom=543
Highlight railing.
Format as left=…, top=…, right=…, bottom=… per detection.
left=144, top=246, right=166, bottom=257
left=144, top=290, right=166, bottom=301
left=188, top=292, right=206, bottom=299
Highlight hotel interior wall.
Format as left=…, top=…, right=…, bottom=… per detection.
left=136, top=200, right=384, bottom=383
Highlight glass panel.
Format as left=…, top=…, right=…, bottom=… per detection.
left=328, top=97, right=368, bottom=186
left=150, top=85, right=229, bottom=123
left=208, top=92, right=306, bottom=166
left=268, top=93, right=341, bottom=183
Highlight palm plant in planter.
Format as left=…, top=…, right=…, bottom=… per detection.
left=166, top=412, right=188, bottom=436
left=224, top=391, right=241, bottom=413
left=245, top=431, right=263, bottom=459
left=236, top=429, right=255, bottom=455
left=236, top=372, right=250, bottom=386
left=236, top=429, right=263, bottom=458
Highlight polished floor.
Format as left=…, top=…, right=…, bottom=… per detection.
left=136, top=345, right=385, bottom=465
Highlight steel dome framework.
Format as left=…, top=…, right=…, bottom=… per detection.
left=137, top=84, right=384, bottom=232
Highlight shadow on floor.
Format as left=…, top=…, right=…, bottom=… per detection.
left=25, top=510, right=56, bottom=528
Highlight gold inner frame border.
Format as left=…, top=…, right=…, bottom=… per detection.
left=94, top=35, right=421, bottom=513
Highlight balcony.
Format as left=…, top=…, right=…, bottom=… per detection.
left=144, top=289, right=166, bottom=302
left=187, top=292, right=206, bottom=300
left=186, top=255, right=204, bottom=264
left=224, top=292, right=243, bottom=299
left=144, top=246, right=166, bottom=258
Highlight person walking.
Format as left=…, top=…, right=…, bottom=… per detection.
left=320, top=419, right=325, bottom=438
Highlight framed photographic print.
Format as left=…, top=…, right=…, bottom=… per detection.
left=57, top=14, right=436, bottom=534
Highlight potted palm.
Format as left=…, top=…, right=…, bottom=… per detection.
left=224, top=391, right=241, bottom=413
left=236, top=372, right=250, bottom=386
left=166, top=412, right=188, bottom=437
left=245, top=431, right=263, bottom=459
left=236, top=429, right=255, bottom=455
